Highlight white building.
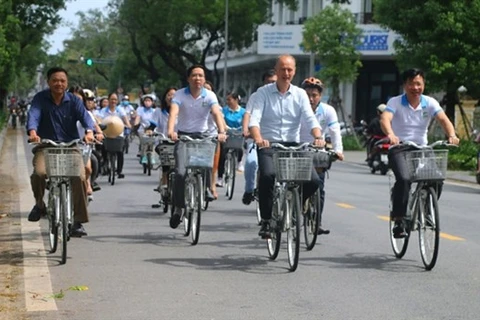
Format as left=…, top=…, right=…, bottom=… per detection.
left=205, top=0, right=402, bottom=123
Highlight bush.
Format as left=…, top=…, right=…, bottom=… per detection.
left=342, top=134, right=364, bottom=151
left=0, top=110, right=7, bottom=131
left=447, top=139, right=478, bottom=171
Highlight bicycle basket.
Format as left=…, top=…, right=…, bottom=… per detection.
left=44, top=147, right=83, bottom=177
left=104, top=137, right=124, bottom=152
left=273, top=151, right=313, bottom=182
left=224, top=134, right=244, bottom=150
left=141, top=135, right=156, bottom=145
left=405, top=149, right=448, bottom=181
left=158, top=143, right=175, bottom=167
left=183, top=140, right=216, bottom=168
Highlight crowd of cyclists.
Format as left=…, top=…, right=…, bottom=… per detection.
left=22, top=54, right=460, bottom=249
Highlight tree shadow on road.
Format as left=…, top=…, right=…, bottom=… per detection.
left=300, top=252, right=425, bottom=273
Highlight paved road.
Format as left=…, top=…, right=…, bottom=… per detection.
left=2, top=128, right=480, bottom=320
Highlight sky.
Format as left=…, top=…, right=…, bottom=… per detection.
left=45, top=0, right=110, bottom=54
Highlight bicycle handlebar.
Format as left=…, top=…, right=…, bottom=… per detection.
left=389, top=140, right=458, bottom=150
left=29, top=139, right=82, bottom=147
left=179, top=135, right=217, bottom=142
left=259, top=142, right=310, bottom=150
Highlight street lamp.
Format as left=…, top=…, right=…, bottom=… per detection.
left=223, top=0, right=229, bottom=104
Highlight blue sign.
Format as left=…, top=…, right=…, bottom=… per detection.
left=356, top=33, right=389, bottom=51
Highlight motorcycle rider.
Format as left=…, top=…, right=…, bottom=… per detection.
left=366, top=103, right=387, bottom=166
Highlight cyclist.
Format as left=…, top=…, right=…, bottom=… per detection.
left=26, top=67, right=96, bottom=237
left=380, top=68, right=459, bottom=238
left=241, top=70, right=277, bottom=205
left=248, top=55, right=323, bottom=238
left=167, top=65, right=227, bottom=229
left=217, top=91, right=246, bottom=187
left=365, top=103, right=387, bottom=165
left=299, top=77, right=344, bottom=235
left=99, top=92, right=132, bottom=179
left=136, top=94, right=157, bottom=161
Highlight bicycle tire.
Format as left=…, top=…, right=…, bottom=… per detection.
left=60, top=183, right=68, bottom=265
left=267, top=196, right=281, bottom=260
left=183, top=176, right=193, bottom=237
left=255, top=194, right=261, bottom=226
left=389, top=187, right=410, bottom=258
left=304, top=190, right=321, bottom=251
left=124, top=137, right=129, bottom=154
left=418, top=186, right=440, bottom=270
left=110, top=153, right=116, bottom=185
left=226, top=153, right=236, bottom=200
left=201, top=172, right=209, bottom=211
left=165, top=172, right=174, bottom=214
left=48, top=188, right=58, bottom=253
left=147, top=153, right=152, bottom=176
left=286, top=189, right=300, bottom=272
left=191, top=174, right=202, bottom=245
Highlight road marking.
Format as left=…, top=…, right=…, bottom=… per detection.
left=336, top=203, right=355, bottom=209
left=17, top=131, right=58, bottom=312
left=376, top=215, right=465, bottom=241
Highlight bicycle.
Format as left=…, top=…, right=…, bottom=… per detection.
left=140, top=133, right=159, bottom=176
left=303, top=147, right=339, bottom=251
left=179, top=135, right=217, bottom=245
left=103, top=137, right=124, bottom=185
left=32, top=139, right=85, bottom=264
left=152, top=133, right=176, bottom=214
left=223, top=128, right=244, bottom=200
left=389, top=140, right=455, bottom=270
left=264, top=142, right=313, bottom=272
left=123, top=128, right=131, bottom=154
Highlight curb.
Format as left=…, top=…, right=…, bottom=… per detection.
left=0, top=127, right=6, bottom=155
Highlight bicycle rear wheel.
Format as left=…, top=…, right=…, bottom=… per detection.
left=147, top=153, right=152, bottom=176
left=267, top=197, right=281, bottom=260
left=286, top=190, right=301, bottom=272
left=418, top=187, right=440, bottom=270
left=225, top=153, right=236, bottom=200
left=59, top=183, right=68, bottom=264
left=304, top=191, right=321, bottom=251
left=191, top=174, right=203, bottom=245
left=48, top=188, right=58, bottom=253
left=109, top=153, right=116, bottom=185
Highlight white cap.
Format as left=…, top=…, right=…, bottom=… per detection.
left=377, top=104, right=386, bottom=112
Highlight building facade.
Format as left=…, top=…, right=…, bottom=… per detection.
left=204, top=0, right=402, bottom=123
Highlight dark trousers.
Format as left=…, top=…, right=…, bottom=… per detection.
left=316, top=170, right=326, bottom=225
left=257, top=146, right=321, bottom=220
left=218, top=144, right=243, bottom=178
left=101, top=147, right=124, bottom=174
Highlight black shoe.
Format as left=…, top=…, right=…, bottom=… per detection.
left=28, top=205, right=46, bottom=222
left=242, top=192, right=254, bottom=205
left=205, top=189, right=216, bottom=201
left=392, top=220, right=407, bottom=239
left=70, top=222, right=87, bottom=237
left=258, top=221, right=271, bottom=239
left=92, top=182, right=101, bottom=192
left=170, top=210, right=182, bottom=229
left=118, top=173, right=125, bottom=179
left=317, top=226, right=330, bottom=235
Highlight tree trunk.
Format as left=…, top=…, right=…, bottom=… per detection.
left=0, top=88, right=8, bottom=112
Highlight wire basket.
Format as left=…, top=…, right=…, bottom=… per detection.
left=183, top=140, right=216, bottom=168
left=104, top=137, right=124, bottom=152
left=224, top=134, right=244, bottom=150
left=158, top=143, right=175, bottom=167
left=141, top=135, right=156, bottom=146
left=405, top=149, right=449, bottom=181
left=273, top=151, right=313, bottom=182
left=44, top=147, right=83, bottom=177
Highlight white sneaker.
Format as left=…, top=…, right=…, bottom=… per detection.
left=237, top=163, right=244, bottom=172
left=216, top=178, right=224, bottom=187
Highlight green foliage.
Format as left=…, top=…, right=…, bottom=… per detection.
left=447, top=139, right=478, bottom=171
left=301, top=3, right=363, bottom=99
left=0, top=110, right=7, bottom=131
left=342, top=135, right=364, bottom=151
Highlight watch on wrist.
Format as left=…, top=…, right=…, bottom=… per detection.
left=314, top=137, right=323, bottom=140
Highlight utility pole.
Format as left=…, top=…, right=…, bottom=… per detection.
left=223, top=0, right=229, bottom=104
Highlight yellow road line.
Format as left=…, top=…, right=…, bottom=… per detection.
left=336, top=203, right=355, bottom=209
left=376, top=215, right=465, bottom=241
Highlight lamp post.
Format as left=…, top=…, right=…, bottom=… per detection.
left=223, top=0, right=229, bottom=104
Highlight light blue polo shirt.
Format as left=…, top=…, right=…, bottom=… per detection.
left=222, top=106, right=245, bottom=129
left=385, top=94, right=443, bottom=146
left=172, top=87, right=218, bottom=133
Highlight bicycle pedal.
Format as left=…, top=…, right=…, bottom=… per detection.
left=152, top=204, right=161, bottom=208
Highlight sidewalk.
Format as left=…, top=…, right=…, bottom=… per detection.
left=343, top=150, right=478, bottom=185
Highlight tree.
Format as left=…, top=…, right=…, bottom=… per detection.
left=301, top=3, right=362, bottom=132
left=374, top=0, right=480, bottom=125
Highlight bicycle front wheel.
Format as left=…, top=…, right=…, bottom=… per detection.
left=267, top=197, right=281, bottom=260
left=286, top=189, right=301, bottom=272
left=59, top=183, right=68, bottom=264
left=255, top=190, right=261, bottom=226
left=147, top=152, right=152, bottom=176
left=304, top=191, right=321, bottom=251
left=191, top=174, right=203, bottom=245
left=110, top=153, right=116, bottom=185
left=418, top=186, right=440, bottom=270
left=183, top=176, right=193, bottom=237
left=48, top=188, right=58, bottom=253
left=225, top=153, right=236, bottom=200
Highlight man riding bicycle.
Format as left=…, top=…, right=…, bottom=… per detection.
left=26, top=67, right=96, bottom=236
left=248, top=55, right=324, bottom=238
left=380, top=68, right=459, bottom=238
left=299, top=77, right=344, bottom=235
left=167, top=65, right=227, bottom=229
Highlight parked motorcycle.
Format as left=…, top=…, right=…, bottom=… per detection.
left=474, top=129, right=480, bottom=184
left=369, top=136, right=390, bottom=175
